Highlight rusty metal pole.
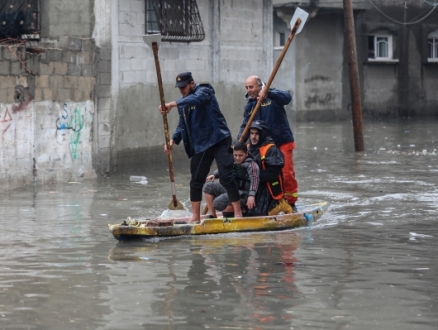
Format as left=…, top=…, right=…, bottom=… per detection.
left=343, top=0, right=364, bottom=152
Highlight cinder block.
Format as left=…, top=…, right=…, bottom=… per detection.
left=77, top=52, right=91, bottom=64
left=81, top=39, right=95, bottom=52
left=49, top=76, right=64, bottom=89
left=47, top=49, right=63, bottom=62
left=67, top=63, right=81, bottom=76
left=15, top=76, right=28, bottom=88
left=81, top=64, right=95, bottom=77
left=39, top=62, right=54, bottom=75
left=10, top=61, right=24, bottom=75
left=64, top=76, right=79, bottom=89
left=0, top=76, right=16, bottom=89
left=0, top=88, right=8, bottom=102
left=100, top=72, right=111, bottom=85
left=68, top=37, right=82, bottom=51
left=62, top=50, right=76, bottom=63
left=0, top=61, right=11, bottom=75
left=53, top=62, right=68, bottom=75
left=43, top=88, right=55, bottom=100
left=56, top=88, right=72, bottom=102
left=72, top=88, right=89, bottom=102
left=34, top=88, right=43, bottom=101
left=98, top=85, right=111, bottom=97
left=2, top=47, right=19, bottom=61
left=57, top=36, right=69, bottom=49
left=78, top=77, right=96, bottom=91
left=7, top=87, right=16, bottom=101
left=36, top=75, right=49, bottom=88
left=25, top=54, right=39, bottom=74
left=99, top=60, right=111, bottom=73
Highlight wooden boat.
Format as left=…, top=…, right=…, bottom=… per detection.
left=108, top=201, right=329, bottom=241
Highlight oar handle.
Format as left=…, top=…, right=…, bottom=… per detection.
left=239, top=18, right=302, bottom=143
left=152, top=42, right=177, bottom=208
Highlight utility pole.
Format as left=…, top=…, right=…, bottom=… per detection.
left=343, top=0, right=364, bottom=152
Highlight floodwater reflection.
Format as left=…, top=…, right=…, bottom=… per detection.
left=0, top=119, right=437, bottom=329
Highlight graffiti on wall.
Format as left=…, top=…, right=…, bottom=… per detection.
left=56, top=102, right=85, bottom=161
left=0, top=106, right=13, bottom=137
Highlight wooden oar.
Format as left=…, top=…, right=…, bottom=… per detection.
left=238, top=7, right=309, bottom=143
left=144, top=34, right=185, bottom=210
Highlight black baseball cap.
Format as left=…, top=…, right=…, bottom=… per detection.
left=175, top=72, right=194, bottom=88
left=249, top=120, right=267, bottom=131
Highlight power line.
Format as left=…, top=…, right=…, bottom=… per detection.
left=423, top=0, right=438, bottom=6
left=367, top=0, right=437, bottom=24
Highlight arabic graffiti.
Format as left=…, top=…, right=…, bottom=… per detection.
left=56, top=103, right=85, bottom=160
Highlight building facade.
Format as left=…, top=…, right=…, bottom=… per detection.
left=1, top=0, right=437, bottom=189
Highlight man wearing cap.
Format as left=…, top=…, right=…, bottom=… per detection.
left=247, top=120, right=293, bottom=216
left=159, top=72, right=242, bottom=223
left=237, top=75, right=298, bottom=212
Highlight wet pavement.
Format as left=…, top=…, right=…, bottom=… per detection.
left=1, top=118, right=437, bottom=329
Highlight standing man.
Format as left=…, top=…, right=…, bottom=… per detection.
left=237, top=75, right=298, bottom=212
left=159, top=72, right=243, bottom=223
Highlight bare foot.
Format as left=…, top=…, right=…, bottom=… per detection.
left=185, top=217, right=201, bottom=224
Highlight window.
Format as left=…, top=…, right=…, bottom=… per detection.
left=145, top=0, right=205, bottom=43
left=368, top=35, right=393, bottom=60
left=0, top=0, right=40, bottom=41
left=279, top=32, right=285, bottom=46
left=428, top=30, right=438, bottom=61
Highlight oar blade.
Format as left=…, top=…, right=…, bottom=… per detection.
left=143, top=34, right=162, bottom=47
left=290, top=7, right=309, bottom=34
left=168, top=198, right=185, bottom=210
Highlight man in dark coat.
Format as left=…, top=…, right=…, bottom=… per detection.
left=159, top=72, right=242, bottom=222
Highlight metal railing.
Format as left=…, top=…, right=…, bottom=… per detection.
left=146, top=0, right=205, bottom=43
left=0, top=0, right=40, bottom=41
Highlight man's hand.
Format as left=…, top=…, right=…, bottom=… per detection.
left=247, top=196, right=256, bottom=209
left=257, top=90, right=267, bottom=101
left=164, top=139, right=175, bottom=155
left=159, top=101, right=177, bottom=114
left=205, top=174, right=215, bottom=182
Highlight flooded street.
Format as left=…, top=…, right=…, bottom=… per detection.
left=1, top=119, right=437, bottom=330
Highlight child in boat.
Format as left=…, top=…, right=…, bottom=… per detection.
left=202, top=141, right=259, bottom=218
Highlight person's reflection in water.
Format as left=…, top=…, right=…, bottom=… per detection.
left=185, top=235, right=300, bottom=328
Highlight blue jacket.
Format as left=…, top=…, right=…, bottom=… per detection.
left=172, top=84, right=231, bottom=158
left=237, top=88, right=294, bottom=146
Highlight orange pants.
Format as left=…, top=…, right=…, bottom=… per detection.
left=279, top=141, right=298, bottom=204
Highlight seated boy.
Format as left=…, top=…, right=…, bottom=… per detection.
left=203, top=141, right=259, bottom=218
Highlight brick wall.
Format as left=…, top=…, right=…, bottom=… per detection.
left=0, top=38, right=97, bottom=189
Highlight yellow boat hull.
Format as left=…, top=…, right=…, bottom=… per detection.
left=108, top=201, right=329, bottom=241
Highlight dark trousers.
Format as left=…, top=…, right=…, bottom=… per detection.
left=190, top=137, right=240, bottom=202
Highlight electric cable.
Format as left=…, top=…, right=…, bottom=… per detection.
left=367, top=0, right=437, bottom=24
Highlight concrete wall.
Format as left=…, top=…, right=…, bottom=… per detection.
left=0, top=1, right=97, bottom=189
left=111, top=0, right=274, bottom=173
left=357, top=3, right=438, bottom=118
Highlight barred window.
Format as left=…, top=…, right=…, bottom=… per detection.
left=0, top=0, right=40, bottom=42
left=145, top=0, right=205, bottom=43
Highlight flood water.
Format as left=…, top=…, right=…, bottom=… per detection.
left=1, top=119, right=437, bottom=330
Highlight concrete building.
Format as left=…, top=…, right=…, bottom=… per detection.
left=273, top=0, right=438, bottom=120
left=1, top=0, right=437, bottom=189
